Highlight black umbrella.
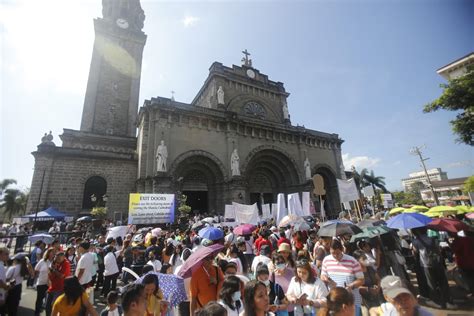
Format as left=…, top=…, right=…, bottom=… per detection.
left=317, top=220, right=363, bottom=237
left=357, top=219, right=386, bottom=229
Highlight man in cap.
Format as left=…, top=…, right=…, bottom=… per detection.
left=369, top=275, right=433, bottom=316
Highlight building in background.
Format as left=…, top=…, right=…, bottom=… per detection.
left=401, top=168, right=448, bottom=192
left=420, top=177, right=470, bottom=205
left=437, top=52, right=474, bottom=80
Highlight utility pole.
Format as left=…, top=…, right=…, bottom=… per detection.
left=410, top=146, right=439, bottom=206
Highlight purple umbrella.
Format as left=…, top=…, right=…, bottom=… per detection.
left=136, top=272, right=187, bottom=307
left=234, top=224, right=256, bottom=236
left=177, top=243, right=224, bottom=278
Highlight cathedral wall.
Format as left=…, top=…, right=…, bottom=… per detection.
left=28, top=152, right=137, bottom=218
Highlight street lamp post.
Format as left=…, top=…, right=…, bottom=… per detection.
left=410, top=146, right=439, bottom=206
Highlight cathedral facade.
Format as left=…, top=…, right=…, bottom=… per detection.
left=27, top=0, right=344, bottom=221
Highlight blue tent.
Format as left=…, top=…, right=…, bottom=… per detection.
left=23, top=207, right=67, bottom=221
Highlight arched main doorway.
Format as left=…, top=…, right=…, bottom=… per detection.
left=244, top=147, right=300, bottom=210
left=312, top=165, right=341, bottom=218
left=171, top=152, right=225, bottom=214
left=82, top=176, right=107, bottom=210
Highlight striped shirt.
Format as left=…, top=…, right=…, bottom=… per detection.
left=321, top=254, right=364, bottom=306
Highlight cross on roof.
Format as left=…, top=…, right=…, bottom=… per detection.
left=241, top=49, right=252, bottom=67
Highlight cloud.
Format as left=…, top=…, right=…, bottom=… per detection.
left=342, top=153, right=380, bottom=170
left=182, top=15, right=200, bottom=27
left=393, top=160, right=401, bottom=166
left=444, top=160, right=473, bottom=169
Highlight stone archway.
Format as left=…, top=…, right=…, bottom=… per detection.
left=243, top=146, right=300, bottom=208
left=169, top=151, right=225, bottom=214
left=82, top=175, right=107, bottom=210
left=312, top=164, right=341, bottom=218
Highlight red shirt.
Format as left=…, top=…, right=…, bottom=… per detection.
left=452, top=237, right=474, bottom=269
left=48, top=259, right=71, bottom=292
left=277, top=237, right=291, bottom=247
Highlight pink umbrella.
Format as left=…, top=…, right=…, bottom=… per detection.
left=234, top=224, right=256, bottom=236
left=466, top=212, right=474, bottom=220
left=177, top=243, right=224, bottom=279
left=151, top=227, right=162, bottom=237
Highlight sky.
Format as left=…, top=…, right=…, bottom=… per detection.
left=1, top=0, right=473, bottom=192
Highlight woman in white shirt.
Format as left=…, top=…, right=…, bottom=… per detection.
left=218, top=275, right=243, bottom=316
left=6, top=255, right=33, bottom=316
left=34, top=248, right=54, bottom=316
left=286, top=259, right=328, bottom=316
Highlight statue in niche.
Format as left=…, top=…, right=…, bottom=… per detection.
left=282, top=100, right=289, bottom=120
left=231, top=149, right=240, bottom=176
left=156, top=140, right=168, bottom=172
left=217, top=86, right=225, bottom=105
left=304, top=157, right=311, bottom=180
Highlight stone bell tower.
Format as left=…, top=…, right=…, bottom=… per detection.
left=80, top=0, right=147, bottom=137
left=27, top=0, right=147, bottom=219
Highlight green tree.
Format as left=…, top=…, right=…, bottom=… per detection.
left=392, top=190, right=423, bottom=205
left=424, top=65, right=474, bottom=146
left=0, top=180, right=29, bottom=220
left=463, top=175, right=474, bottom=193
left=363, top=169, right=388, bottom=193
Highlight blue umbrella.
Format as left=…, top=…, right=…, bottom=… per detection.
left=386, top=213, right=432, bottom=230
left=198, top=226, right=224, bottom=241
left=136, top=272, right=187, bottom=307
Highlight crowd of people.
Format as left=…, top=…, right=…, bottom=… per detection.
left=0, top=209, right=472, bottom=316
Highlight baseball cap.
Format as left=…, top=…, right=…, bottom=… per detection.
left=380, top=275, right=412, bottom=299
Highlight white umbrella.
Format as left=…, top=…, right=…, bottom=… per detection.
left=278, top=214, right=305, bottom=228
left=202, top=217, right=216, bottom=224
left=29, top=233, right=54, bottom=244
left=106, top=226, right=131, bottom=240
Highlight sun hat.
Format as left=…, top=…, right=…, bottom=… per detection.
left=278, top=243, right=291, bottom=253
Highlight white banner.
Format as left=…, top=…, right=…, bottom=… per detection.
left=301, top=192, right=311, bottom=216
left=288, top=193, right=304, bottom=216
left=362, top=185, right=375, bottom=197
left=224, top=204, right=235, bottom=219
left=271, top=203, right=278, bottom=219
left=262, top=204, right=272, bottom=219
left=337, top=178, right=360, bottom=203
left=276, top=193, right=287, bottom=225
left=232, top=202, right=259, bottom=224
left=128, top=193, right=175, bottom=224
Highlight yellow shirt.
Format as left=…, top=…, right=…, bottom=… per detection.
left=145, top=289, right=164, bottom=316
left=52, top=292, right=89, bottom=315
